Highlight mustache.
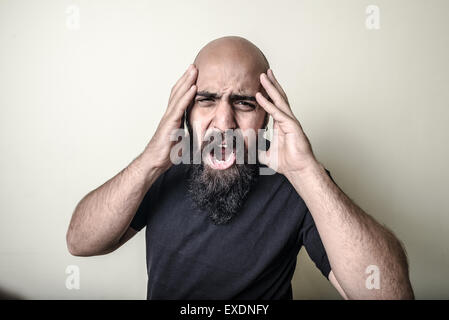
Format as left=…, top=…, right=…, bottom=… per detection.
left=201, top=129, right=240, bottom=149
left=185, top=126, right=263, bottom=165
left=200, top=129, right=247, bottom=164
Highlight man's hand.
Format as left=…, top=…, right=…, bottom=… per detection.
left=257, top=70, right=414, bottom=299
left=67, top=65, right=198, bottom=256
left=255, top=69, right=317, bottom=177
left=144, top=64, right=198, bottom=172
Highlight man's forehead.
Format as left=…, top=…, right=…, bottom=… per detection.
left=196, top=57, right=260, bottom=76
left=196, top=64, right=261, bottom=94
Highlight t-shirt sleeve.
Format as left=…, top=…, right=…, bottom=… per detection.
left=129, top=172, right=164, bottom=232
left=298, top=169, right=335, bottom=280
left=299, top=210, right=331, bottom=279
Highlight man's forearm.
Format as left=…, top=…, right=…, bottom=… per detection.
left=66, top=65, right=198, bottom=257
left=286, top=161, right=414, bottom=299
left=66, top=150, right=163, bottom=256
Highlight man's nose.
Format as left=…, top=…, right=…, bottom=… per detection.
left=212, top=99, right=236, bottom=131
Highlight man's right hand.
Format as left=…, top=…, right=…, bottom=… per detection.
left=67, top=65, right=198, bottom=256
left=144, top=64, right=198, bottom=172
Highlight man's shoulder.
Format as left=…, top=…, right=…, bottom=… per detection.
left=154, top=164, right=189, bottom=185
left=257, top=165, right=294, bottom=190
left=257, top=165, right=334, bottom=187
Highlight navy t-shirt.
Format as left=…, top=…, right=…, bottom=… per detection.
left=130, top=164, right=332, bottom=300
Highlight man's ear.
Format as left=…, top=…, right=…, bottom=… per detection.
left=259, top=86, right=272, bottom=130
left=181, top=111, right=185, bottom=129
left=182, top=101, right=194, bottom=128
left=183, top=101, right=194, bottom=136
left=262, top=112, right=269, bottom=130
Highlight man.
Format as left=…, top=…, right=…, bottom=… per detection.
left=66, top=36, right=414, bottom=299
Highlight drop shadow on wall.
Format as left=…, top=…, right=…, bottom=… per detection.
left=0, top=286, right=24, bottom=300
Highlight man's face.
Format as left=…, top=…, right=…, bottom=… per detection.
left=188, top=57, right=267, bottom=170
left=186, top=37, right=269, bottom=225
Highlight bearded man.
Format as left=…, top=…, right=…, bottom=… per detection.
left=66, top=36, right=414, bottom=300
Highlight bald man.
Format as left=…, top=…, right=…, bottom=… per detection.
left=67, top=37, right=414, bottom=300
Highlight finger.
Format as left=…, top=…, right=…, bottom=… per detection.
left=267, top=69, right=289, bottom=103
left=168, top=64, right=196, bottom=104
left=255, top=92, right=292, bottom=124
left=171, top=85, right=197, bottom=120
left=171, top=64, right=194, bottom=95
left=169, top=67, right=198, bottom=110
left=260, top=73, right=293, bottom=117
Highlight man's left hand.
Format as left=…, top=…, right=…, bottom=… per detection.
left=255, top=69, right=319, bottom=177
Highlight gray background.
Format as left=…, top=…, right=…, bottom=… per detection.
left=0, top=0, right=448, bottom=299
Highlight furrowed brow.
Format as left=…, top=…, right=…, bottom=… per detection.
left=230, top=94, right=257, bottom=102
left=195, top=91, right=220, bottom=99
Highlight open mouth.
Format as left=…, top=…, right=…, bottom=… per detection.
left=206, top=144, right=236, bottom=170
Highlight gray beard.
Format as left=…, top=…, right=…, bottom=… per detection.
left=187, top=162, right=259, bottom=225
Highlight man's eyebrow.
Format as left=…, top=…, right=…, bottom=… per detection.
left=195, top=91, right=257, bottom=102
left=195, top=91, right=219, bottom=99
left=229, top=94, right=256, bottom=102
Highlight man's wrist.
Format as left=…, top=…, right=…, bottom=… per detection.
left=284, top=158, right=327, bottom=187
left=132, top=151, right=166, bottom=187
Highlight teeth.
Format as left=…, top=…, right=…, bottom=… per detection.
left=212, top=149, right=234, bottom=163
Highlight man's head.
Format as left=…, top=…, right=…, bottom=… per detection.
left=186, top=36, right=270, bottom=225
left=187, top=36, right=269, bottom=158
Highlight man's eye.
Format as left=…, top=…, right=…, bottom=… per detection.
left=235, top=101, right=256, bottom=110
left=197, top=98, right=214, bottom=103
left=196, top=98, right=215, bottom=107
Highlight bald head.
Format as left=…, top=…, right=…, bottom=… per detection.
left=194, top=36, right=269, bottom=75
left=191, top=36, right=270, bottom=103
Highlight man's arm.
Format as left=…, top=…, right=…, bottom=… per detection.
left=66, top=153, right=163, bottom=256
left=66, top=64, right=198, bottom=256
left=255, top=69, right=414, bottom=299
left=329, top=270, right=349, bottom=300
left=287, top=161, right=414, bottom=299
